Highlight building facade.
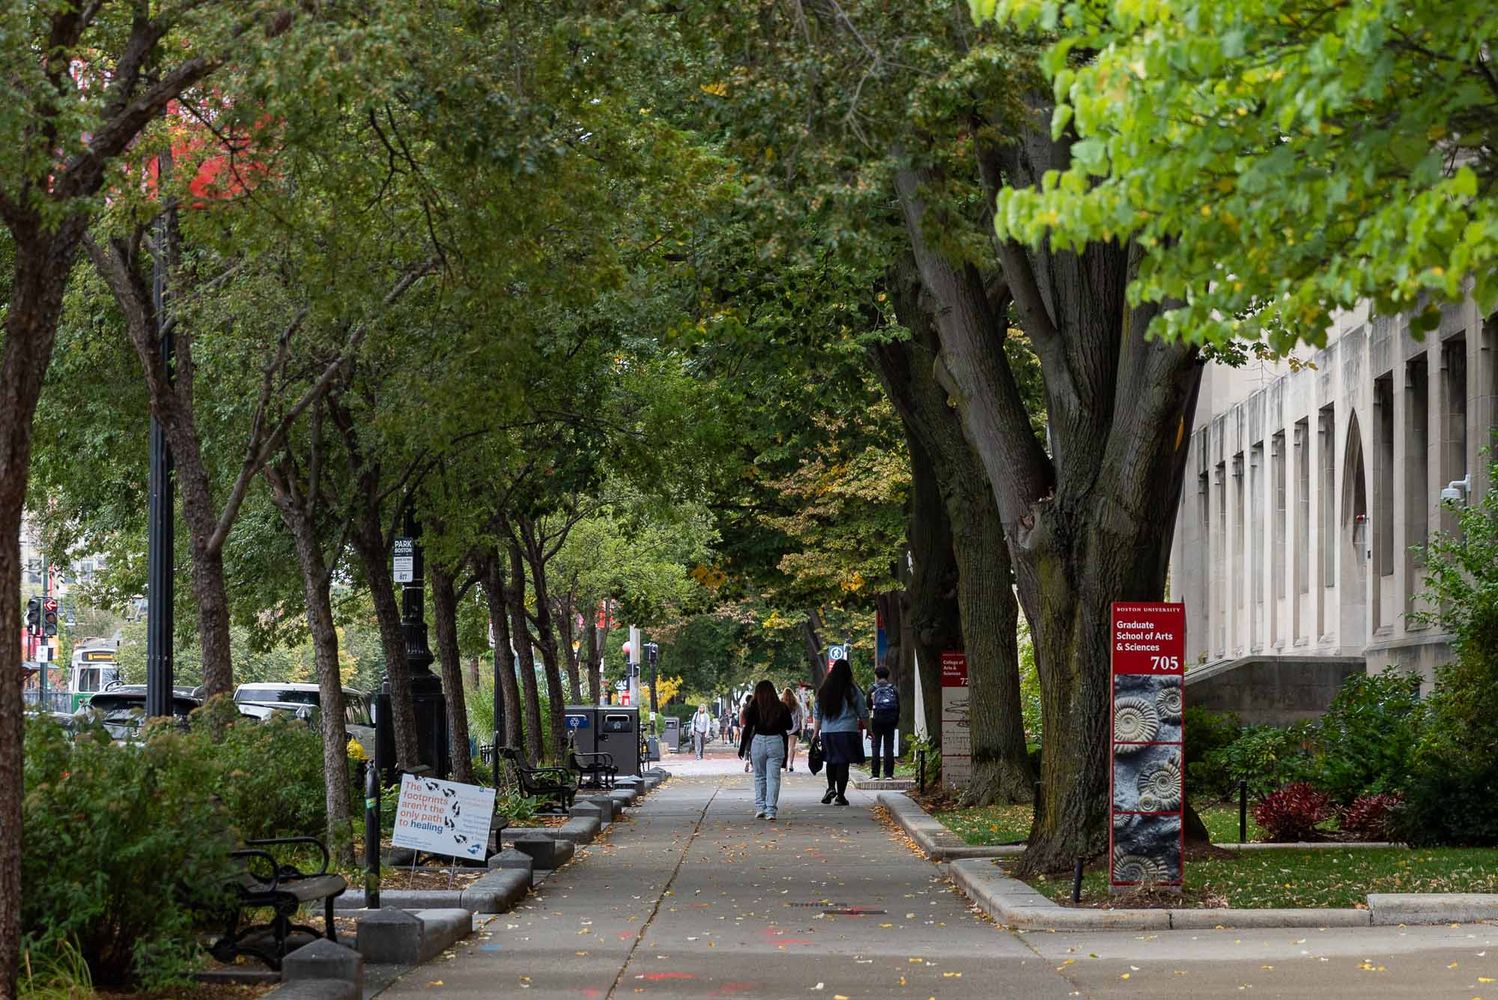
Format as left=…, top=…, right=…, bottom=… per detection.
left=1169, top=298, right=1498, bottom=687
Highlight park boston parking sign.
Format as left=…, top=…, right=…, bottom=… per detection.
left=1109, top=602, right=1186, bottom=891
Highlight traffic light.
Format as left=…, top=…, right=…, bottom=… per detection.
left=42, top=598, right=58, bottom=637
left=25, top=597, right=40, bottom=635
left=645, top=642, right=659, bottom=666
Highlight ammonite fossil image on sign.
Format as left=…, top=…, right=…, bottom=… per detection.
left=1111, top=849, right=1166, bottom=884
left=1135, top=752, right=1183, bottom=812
left=1111, top=813, right=1182, bottom=885
left=1113, top=674, right=1183, bottom=744
left=1112, top=696, right=1160, bottom=746
left=1155, top=680, right=1183, bottom=721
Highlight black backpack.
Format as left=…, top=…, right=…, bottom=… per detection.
left=870, top=683, right=899, bottom=724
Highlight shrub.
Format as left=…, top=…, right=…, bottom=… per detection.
left=1338, top=793, right=1403, bottom=842
left=182, top=697, right=328, bottom=841
left=1183, top=706, right=1242, bottom=800
left=22, top=717, right=233, bottom=988
left=1308, top=670, right=1421, bottom=803
left=1253, top=782, right=1335, bottom=842
left=1400, top=459, right=1498, bottom=846
left=1203, top=724, right=1310, bottom=799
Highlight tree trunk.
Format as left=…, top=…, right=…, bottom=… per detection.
left=0, top=216, right=87, bottom=1000
left=875, top=262, right=1035, bottom=804
left=557, top=591, right=583, bottom=705
left=515, top=519, right=566, bottom=760
left=504, top=535, right=546, bottom=763
left=264, top=461, right=355, bottom=865
left=430, top=563, right=474, bottom=784
left=349, top=515, right=421, bottom=771
left=584, top=611, right=603, bottom=705
left=876, top=590, right=916, bottom=736
left=465, top=656, right=480, bottom=691
left=801, top=609, right=828, bottom=685
left=894, top=157, right=1203, bottom=871
left=478, top=551, right=521, bottom=748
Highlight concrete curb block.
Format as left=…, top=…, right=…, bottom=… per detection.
left=282, top=939, right=363, bottom=993
left=877, top=792, right=1024, bottom=862
left=1369, top=893, right=1498, bottom=925
left=949, top=860, right=1383, bottom=931
left=336, top=889, right=467, bottom=911
left=507, top=832, right=575, bottom=870
left=262, top=982, right=358, bottom=1000
left=582, top=795, right=619, bottom=823
left=459, top=869, right=530, bottom=913
left=487, top=849, right=535, bottom=876
left=552, top=815, right=602, bottom=844
left=354, top=907, right=471, bottom=964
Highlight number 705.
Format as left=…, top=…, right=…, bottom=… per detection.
left=1150, top=656, right=1180, bottom=671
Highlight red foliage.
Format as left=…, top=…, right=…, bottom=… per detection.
left=1339, top=793, right=1404, bottom=842
left=1253, top=782, right=1335, bottom=842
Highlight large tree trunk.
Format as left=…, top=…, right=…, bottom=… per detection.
left=478, top=551, right=521, bottom=747
left=430, top=562, right=474, bottom=784
left=872, top=274, right=1034, bottom=802
left=264, top=460, right=354, bottom=865
left=557, top=590, right=583, bottom=705
left=903, top=446, right=957, bottom=746
left=349, top=514, right=421, bottom=771
left=516, top=517, right=569, bottom=758
left=504, top=535, right=546, bottom=762
left=894, top=153, right=1202, bottom=871
left=0, top=215, right=88, bottom=1000
left=876, top=590, right=916, bottom=737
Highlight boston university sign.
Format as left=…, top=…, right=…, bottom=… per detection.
left=1109, top=602, right=1186, bottom=892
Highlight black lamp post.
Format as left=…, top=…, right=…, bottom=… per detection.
left=375, top=508, right=449, bottom=780
left=145, top=157, right=175, bottom=720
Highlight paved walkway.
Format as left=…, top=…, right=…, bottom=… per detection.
left=378, top=770, right=1498, bottom=999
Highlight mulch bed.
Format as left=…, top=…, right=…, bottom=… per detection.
left=100, top=985, right=274, bottom=1000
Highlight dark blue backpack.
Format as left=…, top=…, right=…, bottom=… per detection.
left=871, top=683, right=899, bottom=724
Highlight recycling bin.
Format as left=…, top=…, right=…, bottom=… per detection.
left=596, top=707, right=641, bottom=777
left=564, top=706, right=597, bottom=755
left=662, top=716, right=681, bottom=753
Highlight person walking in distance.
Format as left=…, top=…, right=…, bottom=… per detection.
left=740, top=680, right=792, bottom=819
left=812, top=660, right=868, bottom=805
left=738, top=694, right=754, bottom=772
left=867, top=665, right=899, bottom=779
left=781, top=687, right=804, bottom=771
left=691, top=703, right=713, bottom=760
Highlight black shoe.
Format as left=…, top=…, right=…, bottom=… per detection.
left=822, top=789, right=837, bottom=804
left=835, top=795, right=850, bottom=806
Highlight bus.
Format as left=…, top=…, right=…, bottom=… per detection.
left=68, top=640, right=120, bottom=711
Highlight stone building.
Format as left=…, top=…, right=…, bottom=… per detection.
left=1168, top=299, right=1497, bottom=718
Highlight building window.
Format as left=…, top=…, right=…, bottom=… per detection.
left=1251, top=442, right=1265, bottom=611
left=1405, top=355, right=1429, bottom=614
left=1216, top=462, right=1228, bottom=653
left=1442, top=337, right=1468, bottom=534
left=1234, top=454, right=1245, bottom=615
left=1294, top=419, right=1310, bottom=596
left=1273, top=432, right=1287, bottom=604
left=1318, top=405, right=1336, bottom=587
left=1373, top=374, right=1395, bottom=578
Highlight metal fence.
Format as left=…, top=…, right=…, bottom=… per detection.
left=23, top=690, right=71, bottom=713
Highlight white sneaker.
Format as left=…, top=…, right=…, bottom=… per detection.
left=754, top=811, right=765, bottom=819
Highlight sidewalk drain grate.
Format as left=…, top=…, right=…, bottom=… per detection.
left=785, top=902, right=840, bottom=908
left=821, top=907, right=886, bottom=916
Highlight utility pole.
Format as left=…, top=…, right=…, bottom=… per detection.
left=145, top=146, right=175, bottom=720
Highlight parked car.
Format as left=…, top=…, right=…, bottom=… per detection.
left=232, top=682, right=375, bottom=754
left=74, top=685, right=202, bottom=742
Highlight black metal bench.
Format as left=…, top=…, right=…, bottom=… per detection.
left=210, top=836, right=346, bottom=970
left=498, top=746, right=577, bottom=813
left=565, top=736, right=617, bottom=790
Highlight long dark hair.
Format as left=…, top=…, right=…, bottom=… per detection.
left=753, top=679, right=780, bottom=722
left=817, top=660, right=854, bottom=719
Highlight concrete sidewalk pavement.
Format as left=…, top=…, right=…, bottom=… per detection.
left=374, top=772, right=1498, bottom=999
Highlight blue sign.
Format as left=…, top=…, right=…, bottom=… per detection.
left=565, top=714, right=591, bottom=730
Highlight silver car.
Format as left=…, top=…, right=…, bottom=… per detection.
left=232, top=683, right=375, bottom=755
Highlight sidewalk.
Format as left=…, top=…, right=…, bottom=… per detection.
left=375, top=772, right=1498, bottom=999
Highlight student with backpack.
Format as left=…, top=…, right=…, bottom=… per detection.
left=867, top=664, right=899, bottom=779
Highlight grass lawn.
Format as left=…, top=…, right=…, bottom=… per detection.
left=1027, top=847, right=1498, bottom=909
left=934, top=802, right=1262, bottom=846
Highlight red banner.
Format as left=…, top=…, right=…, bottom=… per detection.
left=939, top=651, right=968, bottom=687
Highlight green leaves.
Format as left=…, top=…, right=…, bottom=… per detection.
left=976, top=0, right=1498, bottom=351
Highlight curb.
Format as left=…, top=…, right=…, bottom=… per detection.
left=948, top=859, right=1373, bottom=931
left=876, top=792, right=1024, bottom=862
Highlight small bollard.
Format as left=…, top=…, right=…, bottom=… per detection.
left=364, top=761, right=381, bottom=909
left=1071, top=857, right=1084, bottom=904
left=917, top=748, right=926, bottom=794
left=1238, top=779, right=1248, bottom=844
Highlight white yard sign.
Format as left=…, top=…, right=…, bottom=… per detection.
left=391, top=774, right=496, bottom=860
